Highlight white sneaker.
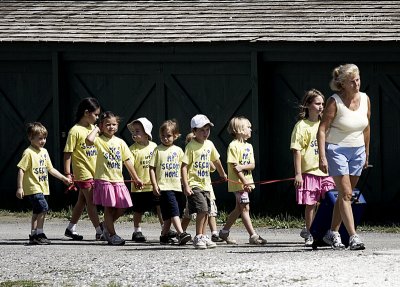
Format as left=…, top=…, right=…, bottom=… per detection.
left=304, top=234, right=314, bottom=247
left=108, top=234, right=125, bottom=246
left=349, top=234, right=365, bottom=250
left=193, top=235, right=207, bottom=249
left=323, top=230, right=345, bottom=250
left=202, top=235, right=217, bottom=249
left=300, top=227, right=310, bottom=239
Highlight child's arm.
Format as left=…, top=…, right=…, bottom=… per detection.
left=48, top=168, right=73, bottom=186
left=181, top=163, right=192, bottom=196
left=86, top=126, right=100, bottom=146
left=124, top=159, right=143, bottom=189
left=292, top=149, right=303, bottom=188
left=232, top=162, right=255, bottom=173
left=149, top=166, right=160, bottom=196
left=230, top=162, right=253, bottom=192
left=212, top=159, right=227, bottom=180
left=16, top=168, right=24, bottom=199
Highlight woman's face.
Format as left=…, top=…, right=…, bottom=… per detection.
left=342, top=74, right=360, bottom=93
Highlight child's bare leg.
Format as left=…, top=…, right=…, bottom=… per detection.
left=196, top=211, right=207, bottom=235
left=181, top=217, right=190, bottom=232
left=240, top=203, right=256, bottom=236
left=222, top=202, right=241, bottom=231
left=170, top=216, right=184, bottom=234
left=208, top=216, right=217, bottom=233
left=112, top=208, right=126, bottom=223
left=31, top=213, right=38, bottom=232
left=81, top=187, right=100, bottom=228
left=156, top=205, right=164, bottom=227
left=305, top=204, right=316, bottom=231
left=69, top=191, right=85, bottom=224
left=104, top=207, right=116, bottom=236
left=161, top=219, right=172, bottom=235
left=133, top=212, right=143, bottom=229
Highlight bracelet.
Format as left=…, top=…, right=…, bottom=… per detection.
left=64, top=173, right=72, bottom=176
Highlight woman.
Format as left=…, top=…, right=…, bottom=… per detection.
left=317, top=64, right=370, bottom=250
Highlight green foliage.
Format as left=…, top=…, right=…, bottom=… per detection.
left=0, top=280, right=43, bottom=287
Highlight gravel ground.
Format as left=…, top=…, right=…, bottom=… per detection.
left=0, top=216, right=399, bottom=287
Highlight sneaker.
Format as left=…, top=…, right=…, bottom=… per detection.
left=178, top=232, right=192, bottom=245
left=323, top=230, right=345, bottom=250
left=202, top=235, right=217, bottom=248
left=131, top=231, right=146, bottom=242
left=166, top=229, right=178, bottom=239
left=249, top=234, right=267, bottom=245
left=160, top=235, right=176, bottom=245
left=349, top=234, right=365, bottom=251
left=218, top=230, right=237, bottom=244
left=64, top=228, right=83, bottom=241
left=28, top=234, right=37, bottom=245
left=34, top=233, right=51, bottom=245
left=304, top=234, right=314, bottom=247
left=300, top=227, right=310, bottom=239
left=211, top=234, right=224, bottom=242
left=193, top=235, right=207, bottom=249
left=102, top=226, right=110, bottom=242
left=108, top=234, right=125, bottom=246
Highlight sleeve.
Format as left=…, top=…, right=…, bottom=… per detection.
left=64, top=128, right=77, bottom=153
left=290, top=122, right=304, bottom=151
left=149, top=148, right=158, bottom=167
left=121, top=140, right=133, bottom=162
left=182, top=146, right=191, bottom=165
left=227, top=143, right=239, bottom=164
left=45, top=150, right=54, bottom=171
left=209, top=142, right=220, bottom=162
left=17, top=151, right=31, bottom=171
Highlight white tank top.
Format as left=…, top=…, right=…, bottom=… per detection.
left=326, top=92, right=368, bottom=147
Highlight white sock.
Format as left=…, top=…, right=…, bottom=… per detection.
left=211, top=231, right=218, bottom=236
left=37, top=228, right=43, bottom=234
left=134, top=227, right=141, bottom=232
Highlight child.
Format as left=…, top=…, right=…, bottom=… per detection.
left=219, top=117, right=267, bottom=245
left=181, top=114, right=227, bottom=249
left=290, top=89, right=335, bottom=246
left=127, top=117, right=173, bottom=242
left=16, top=122, right=72, bottom=245
left=86, top=111, right=143, bottom=246
left=63, top=97, right=103, bottom=241
left=181, top=132, right=223, bottom=243
left=149, top=119, right=192, bottom=245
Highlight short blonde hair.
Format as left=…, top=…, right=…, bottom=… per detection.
left=330, top=64, right=360, bottom=92
left=185, top=132, right=195, bottom=145
left=159, top=119, right=181, bottom=139
left=26, top=122, right=47, bottom=139
left=227, top=116, right=251, bottom=137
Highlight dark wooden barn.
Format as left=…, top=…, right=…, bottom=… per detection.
left=1, top=1, right=400, bottom=222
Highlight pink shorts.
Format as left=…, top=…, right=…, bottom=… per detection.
left=93, top=180, right=133, bottom=208
left=75, top=179, right=94, bottom=190
left=296, top=174, right=335, bottom=205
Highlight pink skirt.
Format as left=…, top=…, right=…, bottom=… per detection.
left=93, top=180, right=133, bottom=208
left=75, top=179, right=94, bottom=190
left=296, top=174, right=335, bottom=205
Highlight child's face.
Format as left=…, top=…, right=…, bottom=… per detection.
left=242, top=122, right=252, bottom=140
left=160, top=128, right=176, bottom=147
left=193, top=125, right=210, bottom=143
left=307, top=96, right=324, bottom=118
left=100, top=117, right=118, bottom=138
left=30, top=134, right=47, bottom=149
left=130, top=122, right=148, bottom=144
left=85, top=108, right=100, bottom=125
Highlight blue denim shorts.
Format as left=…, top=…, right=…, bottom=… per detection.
left=159, top=190, right=185, bottom=220
left=26, top=193, right=49, bottom=214
left=326, top=143, right=366, bottom=176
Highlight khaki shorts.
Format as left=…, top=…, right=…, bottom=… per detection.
left=183, top=197, right=217, bottom=219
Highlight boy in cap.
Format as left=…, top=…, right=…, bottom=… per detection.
left=127, top=117, right=174, bottom=242
left=181, top=114, right=227, bottom=249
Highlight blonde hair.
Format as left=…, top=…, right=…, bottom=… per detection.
left=185, top=132, right=195, bottom=145
left=160, top=119, right=181, bottom=139
left=227, top=116, right=251, bottom=138
left=297, top=89, right=325, bottom=120
left=26, top=122, right=47, bottom=139
left=330, top=64, right=360, bottom=92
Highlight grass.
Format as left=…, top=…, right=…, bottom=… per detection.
left=0, top=281, right=43, bottom=287
left=1, top=209, right=399, bottom=233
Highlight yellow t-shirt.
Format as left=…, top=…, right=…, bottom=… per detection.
left=149, top=144, right=183, bottom=192
left=227, top=140, right=255, bottom=192
left=17, top=146, right=54, bottom=195
left=182, top=139, right=220, bottom=192
left=129, top=141, right=157, bottom=192
left=63, top=124, right=97, bottom=181
left=290, top=119, right=327, bottom=176
left=93, top=135, right=133, bottom=182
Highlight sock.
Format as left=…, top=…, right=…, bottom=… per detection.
left=212, top=231, right=218, bottom=236
left=95, top=226, right=102, bottom=234
left=134, top=227, right=141, bottom=233
left=37, top=228, right=43, bottom=235
left=67, top=223, right=76, bottom=232
left=220, top=229, right=229, bottom=234
left=31, top=230, right=36, bottom=236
